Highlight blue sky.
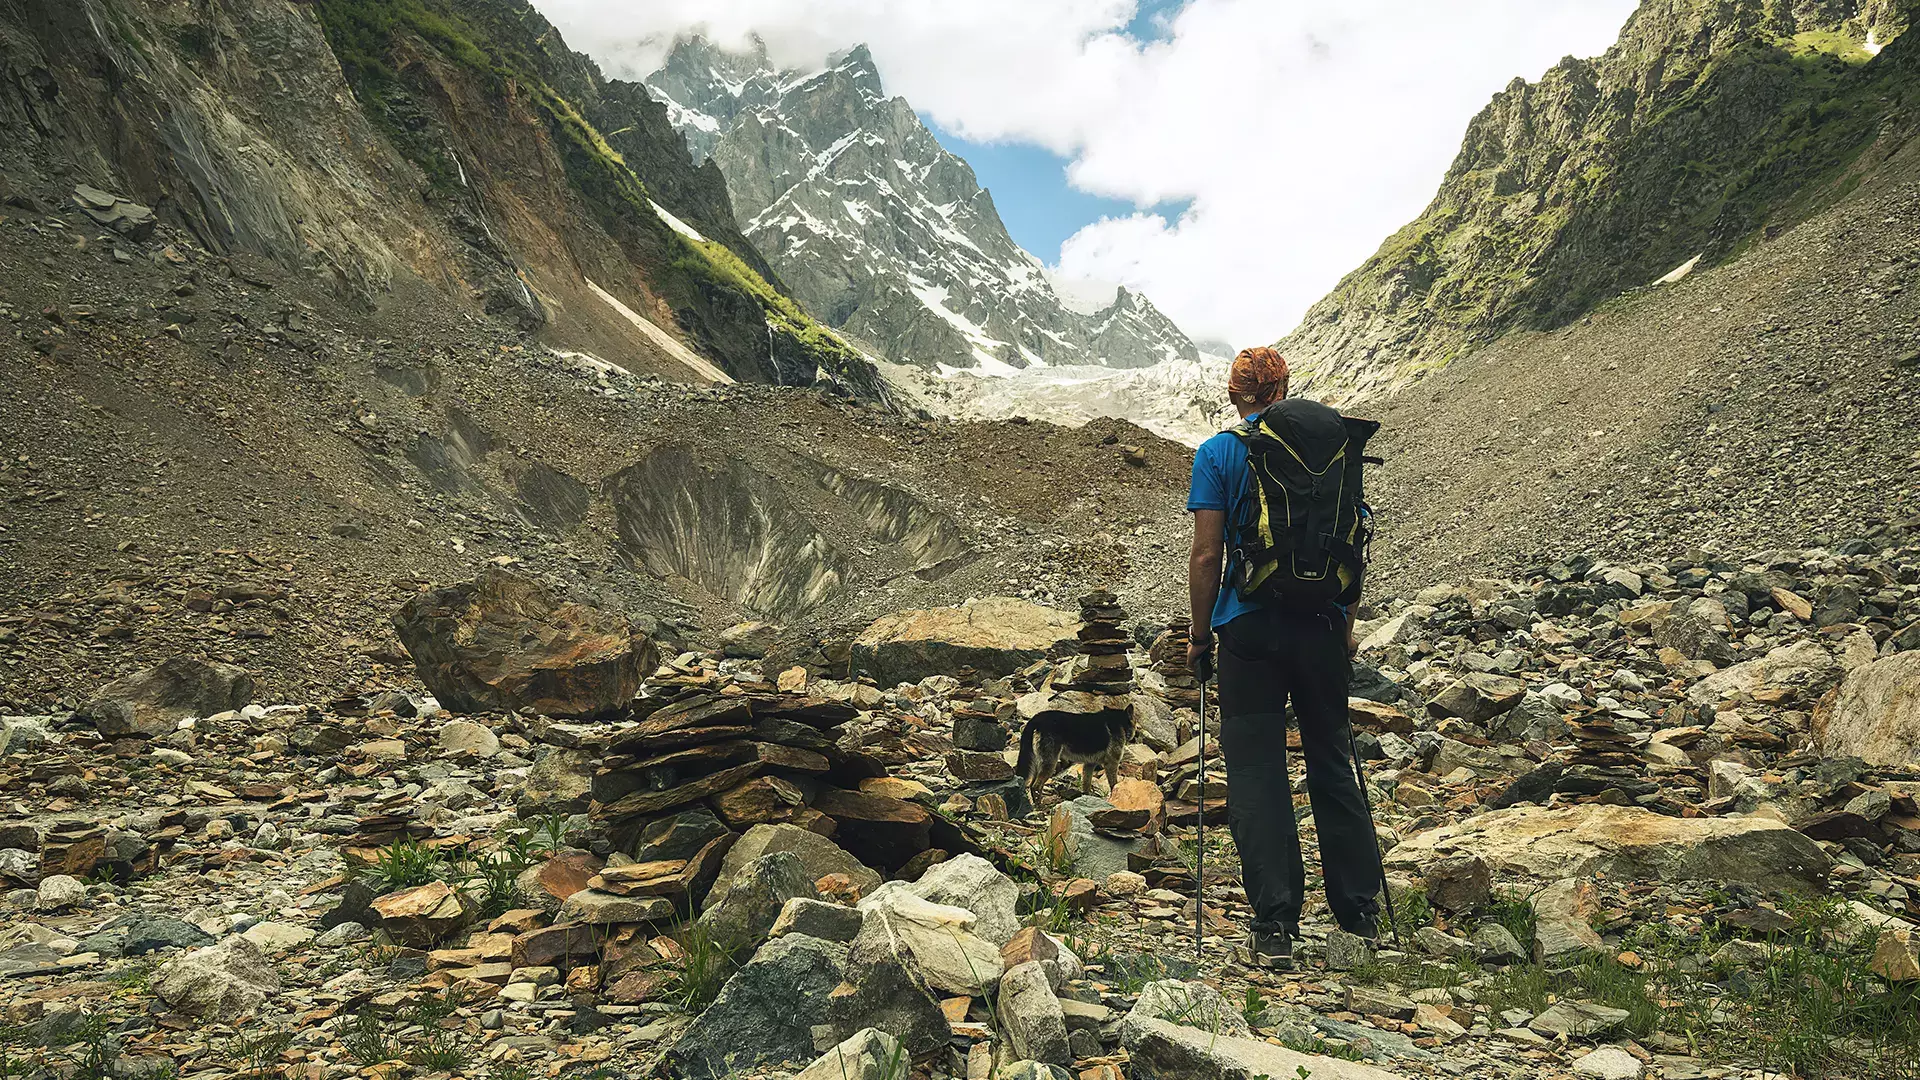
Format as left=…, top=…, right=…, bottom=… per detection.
left=918, top=0, right=1191, bottom=264
left=925, top=120, right=1192, bottom=260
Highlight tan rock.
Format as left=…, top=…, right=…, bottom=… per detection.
left=1816, top=652, right=1920, bottom=768
left=853, top=598, right=1078, bottom=686
left=1870, top=927, right=1920, bottom=982
left=1771, top=587, right=1813, bottom=621
left=1384, top=804, right=1830, bottom=892
left=370, top=881, right=475, bottom=947
left=392, top=568, right=658, bottom=717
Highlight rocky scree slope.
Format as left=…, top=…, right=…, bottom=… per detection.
left=1359, top=137, right=1920, bottom=598
left=646, top=38, right=1201, bottom=374
left=5, top=528, right=1920, bottom=1080
left=0, top=0, right=874, bottom=391
left=1282, top=0, right=1916, bottom=402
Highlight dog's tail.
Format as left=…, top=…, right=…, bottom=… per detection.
left=1015, top=719, right=1038, bottom=781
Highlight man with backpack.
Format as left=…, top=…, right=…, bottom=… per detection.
left=1186, top=346, right=1383, bottom=969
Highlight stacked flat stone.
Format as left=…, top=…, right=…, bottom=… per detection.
left=586, top=687, right=939, bottom=876
left=1151, top=618, right=1203, bottom=710
left=1554, top=712, right=1658, bottom=803
left=1069, top=589, right=1135, bottom=694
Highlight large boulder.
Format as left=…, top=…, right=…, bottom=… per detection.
left=1817, top=652, right=1920, bottom=768
left=668, top=934, right=849, bottom=1079
left=903, top=853, right=1022, bottom=946
left=1686, top=639, right=1839, bottom=705
left=1122, top=1016, right=1408, bottom=1080
left=152, top=935, right=281, bottom=1021
left=853, top=598, right=1078, bottom=686
left=1383, top=804, right=1830, bottom=893
left=705, top=825, right=881, bottom=910
left=79, top=658, right=253, bottom=738
left=393, top=568, right=658, bottom=717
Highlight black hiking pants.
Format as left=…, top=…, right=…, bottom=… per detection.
left=1216, top=605, right=1381, bottom=935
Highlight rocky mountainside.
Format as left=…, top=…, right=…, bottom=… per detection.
left=1282, top=0, right=1917, bottom=401
left=646, top=38, right=1201, bottom=374
left=0, top=0, right=879, bottom=392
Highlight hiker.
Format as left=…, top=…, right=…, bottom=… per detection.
left=1186, top=345, right=1383, bottom=969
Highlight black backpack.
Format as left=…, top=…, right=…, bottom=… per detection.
left=1227, top=398, right=1380, bottom=608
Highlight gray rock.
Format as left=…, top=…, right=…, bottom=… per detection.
left=769, top=898, right=864, bottom=943
left=996, top=960, right=1071, bottom=1066
left=997, top=1064, right=1074, bottom=1080
left=1048, top=795, right=1148, bottom=880
left=1122, top=1015, right=1410, bottom=1079
left=1529, top=1000, right=1630, bottom=1039
left=1425, top=673, right=1526, bottom=724
left=904, top=852, right=1021, bottom=946
left=1128, top=980, right=1251, bottom=1038
left=516, top=746, right=597, bottom=816
left=638, top=808, right=731, bottom=863
left=827, top=900, right=962, bottom=1059
left=436, top=719, right=499, bottom=757
left=794, top=1028, right=904, bottom=1080
left=0, top=849, right=32, bottom=884
left=706, top=825, right=879, bottom=911
left=35, top=875, right=86, bottom=911
left=1471, top=923, right=1527, bottom=965
left=0, top=717, right=51, bottom=755
left=1412, top=926, right=1474, bottom=961
left=1326, top=929, right=1374, bottom=971
left=1572, top=1046, right=1644, bottom=1080
left=152, top=935, right=281, bottom=1021
left=667, top=934, right=849, bottom=1079
left=556, top=889, right=675, bottom=926
left=85, top=914, right=214, bottom=957
left=314, top=922, right=369, bottom=947
left=953, top=713, right=1011, bottom=752
left=698, top=852, right=818, bottom=949
left=80, top=658, right=253, bottom=738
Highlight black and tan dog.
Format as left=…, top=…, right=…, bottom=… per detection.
left=1015, top=709, right=1134, bottom=803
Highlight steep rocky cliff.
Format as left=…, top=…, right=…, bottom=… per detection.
left=647, top=38, right=1201, bottom=373
left=1282, top=0, right=1917, bottom=401
left=0, top=0, right=877, bottom=391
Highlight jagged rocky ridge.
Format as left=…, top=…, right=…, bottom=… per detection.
left=1281, top=0, right=1917, bottom=401
left=646, top=38, right=1201, bottom=374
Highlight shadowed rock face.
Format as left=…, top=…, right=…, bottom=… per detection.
left=802, top=460, right=968, bottom=572
left=605, top=446, right=849, bottom=618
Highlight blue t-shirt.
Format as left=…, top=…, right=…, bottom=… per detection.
left=1187, top=429, right=1259, bottom=631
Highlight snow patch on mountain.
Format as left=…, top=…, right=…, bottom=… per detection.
left=888, top=355, right=1235, bottom=448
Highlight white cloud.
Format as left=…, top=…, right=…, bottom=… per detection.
left=533, top=0, right=1638, bottom=346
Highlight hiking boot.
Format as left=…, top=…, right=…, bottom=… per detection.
left=1345, top=914, right=1382, bottom=940
left=1238, top=928, right=1294, bottom=970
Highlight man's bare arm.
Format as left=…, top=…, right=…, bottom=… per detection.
left=1188, top=509, right=1226, bottom=661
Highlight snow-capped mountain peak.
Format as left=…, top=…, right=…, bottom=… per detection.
left=646, top=36, right=1199, bottom=374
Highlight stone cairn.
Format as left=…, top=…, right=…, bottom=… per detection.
left=944, top=674, right=1024, bottom=818
left=1150, top=617, right=1204, bottom=711
left=1553, top=712, right=1658, bottom=804
left=1069, top=589, right=1135, bottom=696
left=585, top=686, right=945, bottom=893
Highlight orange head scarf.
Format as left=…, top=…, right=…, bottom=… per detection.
left=1228, top=346, right=1289, bottom=402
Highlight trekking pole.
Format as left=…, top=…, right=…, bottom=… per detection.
left=1347, top=725, right=1402, bottom=951
left=1194, top=649, right=1212, bottom=964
